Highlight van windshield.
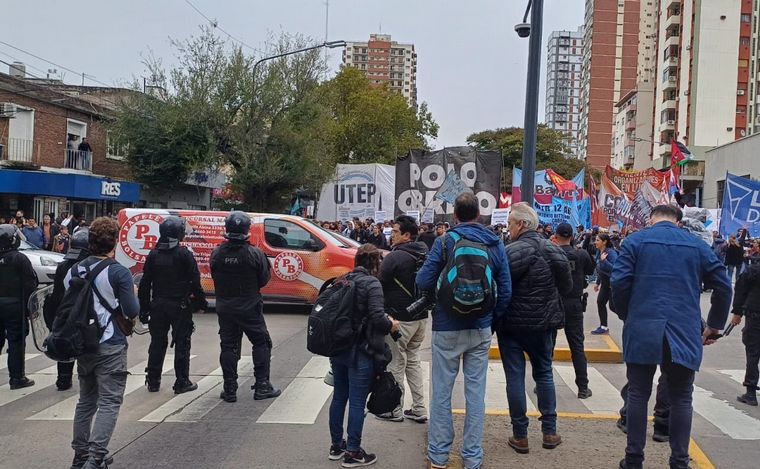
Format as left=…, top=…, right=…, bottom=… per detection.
left=306, top=221, right=355, bottom=248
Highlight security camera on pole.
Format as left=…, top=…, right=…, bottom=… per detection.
left=516, top=0, right=544, bottom=204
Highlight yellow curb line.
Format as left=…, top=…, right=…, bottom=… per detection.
left=488, top=342, right=624, bottom=363
left=450, top=410, right=714, bottom=469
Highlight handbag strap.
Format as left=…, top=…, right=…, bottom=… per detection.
left=85, top=258, right=119, bottom=329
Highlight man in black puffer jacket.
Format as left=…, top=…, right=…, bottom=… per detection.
left=496, top=202, right=573, bottom=454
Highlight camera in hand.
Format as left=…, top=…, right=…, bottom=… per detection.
left=406, top=291, right=435, bottom=320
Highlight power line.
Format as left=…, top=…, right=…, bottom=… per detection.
left=0, top=49, right=49, bottom=77
left=183, top=0, right=258, bottom=52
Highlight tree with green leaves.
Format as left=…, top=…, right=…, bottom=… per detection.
left=466, top=125, right=586, bottom=186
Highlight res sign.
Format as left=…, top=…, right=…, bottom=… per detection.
left=101, top=181, right=121, bottom=197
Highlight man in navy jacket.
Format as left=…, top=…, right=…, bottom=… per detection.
left=612, top=204, right=731, bottom=469
left=417, top=192, right=511, bottom=469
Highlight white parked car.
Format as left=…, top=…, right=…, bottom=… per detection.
left=17, top=239, right=64, bottom=284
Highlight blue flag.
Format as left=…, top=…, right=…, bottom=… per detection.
left=720, top=173, right=760, bottom=238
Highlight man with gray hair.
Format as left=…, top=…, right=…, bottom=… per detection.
left=496, top=202, right=573, bottom=454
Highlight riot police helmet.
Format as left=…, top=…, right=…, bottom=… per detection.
left=0, top=224, right=21, bottom=252
left=64, top=228, right=91, bottom=260
left=224, top=211, right=251, bottom=241
left=157, top=216, right=186, bottom=249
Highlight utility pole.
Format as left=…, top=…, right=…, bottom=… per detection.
left=518, top=0, right=544, bottom=204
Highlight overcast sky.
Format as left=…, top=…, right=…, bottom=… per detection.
left=2, top=0, right=582, bottom=147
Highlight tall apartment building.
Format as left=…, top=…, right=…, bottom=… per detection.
left=342, top=34, right=417, bottom=108
left=545, top=28, right=584, bottom=157
left=578, top=0, right=642, bottom=169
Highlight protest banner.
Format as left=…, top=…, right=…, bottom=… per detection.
left=720, top=173, right=760, bottom=237
left=317, top=164, right=395, bottom=221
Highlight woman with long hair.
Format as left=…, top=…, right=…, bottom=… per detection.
left=592, top=233, right=618, bottom=335
left=328, top=244, right=399, bottom=467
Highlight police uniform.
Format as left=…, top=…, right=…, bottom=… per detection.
left=42, top=228, right=91, bottom=391
left=210, top=211, right=280, bottom=402
left=0, top=224, right=39, bottom=388
left=139, top=217, right=207, bottom=394
left=556, top=223, right=595, bottom=397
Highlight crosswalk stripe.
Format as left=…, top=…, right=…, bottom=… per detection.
left=0, top=353, right=40, bottom=372
left=555, top=365, right=622, bottom=414
left=717, top=369, right=745, bottom=385
left=0, top=365, right=58, bottom=407
left=693, top=385, right=760, bottom=440
left=256, top=356, right=333, bottom=424
left=140, top=360, right=249, bottom=423
left=26, top=357, right=179, bottom=421
left=483, top=363, right=537, bottom=412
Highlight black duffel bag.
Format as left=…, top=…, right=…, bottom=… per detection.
left=367, top=370, right=402, bottom=416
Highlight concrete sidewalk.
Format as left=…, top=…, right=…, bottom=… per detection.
left=442, top=412, right=715, bottom=469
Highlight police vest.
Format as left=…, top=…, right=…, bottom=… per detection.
left=0, top=251, right=23, bottom=299
left=211, top=243, right=260, bottom=298
left=147, top=247, right=192, bottom=299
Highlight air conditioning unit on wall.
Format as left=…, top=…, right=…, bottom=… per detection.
left=1, top=102, right=17, bottom=116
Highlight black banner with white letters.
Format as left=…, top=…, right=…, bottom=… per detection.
left=394, top=147, right=502, bottom=224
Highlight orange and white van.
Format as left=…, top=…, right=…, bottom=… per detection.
left=116, top=209, right=358, bottom=304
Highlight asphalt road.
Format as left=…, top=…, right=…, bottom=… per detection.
left=0, top=293, right=757, bottom=469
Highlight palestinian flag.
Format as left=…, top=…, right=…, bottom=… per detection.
left=671, top=140, right=692, bottom=166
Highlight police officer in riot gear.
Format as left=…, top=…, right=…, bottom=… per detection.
left=210, top=211, right=280, bottom=402
left=0, top=224, right=39, bottom=389
left=43, top=228, right=90, bottom=390
left=139, top=216, right=207, bottom=394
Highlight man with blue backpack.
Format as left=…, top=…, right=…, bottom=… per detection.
left=416, top=192, right=511, bottom=469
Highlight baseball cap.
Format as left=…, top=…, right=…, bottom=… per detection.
left=556, top=223, right=574, bottom=238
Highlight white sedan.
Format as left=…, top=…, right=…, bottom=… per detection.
left=18, top=239, right=64, bottom=284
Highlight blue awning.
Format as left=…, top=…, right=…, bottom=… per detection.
left=0, top=168, right=140, bottom=203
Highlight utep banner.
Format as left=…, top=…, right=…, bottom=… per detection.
left=316, top=164, right=395, bottom=222
left=535, top=197, right=591, bottom=229
left=512, top=168, right=585, bottom=204
left=394, top=147, right=502, bottom=223
left=720, top=173, right=760, bottom=237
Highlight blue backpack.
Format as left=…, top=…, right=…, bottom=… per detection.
left=436, top=231, right=495, bottom=317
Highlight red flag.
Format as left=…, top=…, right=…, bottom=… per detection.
left=671, top=140, right=692, bottom=166
left=546, top=169, right=578, bottom=193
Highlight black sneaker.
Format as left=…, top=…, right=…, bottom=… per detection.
left=9, top=377, right=34, bottom=390
left=56, top=377, right=73, bottom=391
left=342, top=448, right=377, bottom=467
left=616, top=418, right=628, bottom=434
left=619, top=458, right=643, bottom=469
left=577, top=388, right=593, bottom=399
left=403, top=409, right=428, bottom=423
left=145, top=377, right=160, bottom=393
left=737, top=393, right=759, bottom=406
left=253, top=381, right=282, bottom=400
left=173, top=381, right=198, bottom=394
left=220, top=390, right=237, bottom=403
left=70, top=454, right=113, bottom=469
left=652, top=430, right=669, bottom=442
left=329, top=440, right=347, bottom=460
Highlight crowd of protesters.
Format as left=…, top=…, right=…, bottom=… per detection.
left=0, top=210, right=91, bottom=252
left=319, top=199, right=760, bottom=469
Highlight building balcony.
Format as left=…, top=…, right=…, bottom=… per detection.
left=666, top=56, right=679, bottom=68
left=662, top=99, right=677, bottom=110
left=662, top=119, right=676, bottom=131
left=625, top=119, right=636, bottom=131
left=681, top=160, right=705, bottom=180
left=1, top=138, right=34, bottom=164
left=64, top=150, right=92, bottom=172
left=662, top=76, right=678, bottom=91
left=665, top=14, right=681, bottom=30
left=664, top=35, right=680, bottom=49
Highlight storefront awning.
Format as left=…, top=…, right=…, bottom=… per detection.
left=0, top=168, right=140, bottom=203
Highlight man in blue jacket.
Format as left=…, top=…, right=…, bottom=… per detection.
left=417, top=192, right=511, bottom=469
left=611, top=204, right=732, bottom=469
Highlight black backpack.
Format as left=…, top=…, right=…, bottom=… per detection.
left=43, top=259, right=116, bottom=361
left=307, top=276, right=361, bottom=357
left=367, top=370, right=402, bottom=416
left=436, top=231, right=495, bottom=317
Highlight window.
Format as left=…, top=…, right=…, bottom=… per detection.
left=106, top=130, right=128, bottom=160
left=264, top=219, right=321, bottom=251
left=742, top=14, right=751, bottom=23
left=741, top=37, right=751, bottom=46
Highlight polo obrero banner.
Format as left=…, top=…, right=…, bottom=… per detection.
left=116, top=209, right=357, bottom=304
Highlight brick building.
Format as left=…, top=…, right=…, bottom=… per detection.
left=0, top=71, right=140, bottom=222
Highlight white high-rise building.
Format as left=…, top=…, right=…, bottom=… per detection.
left=545, top=28, right=584, bottom=157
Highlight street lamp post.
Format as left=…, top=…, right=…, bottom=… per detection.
left=252, top=40, right=347, bottom=82
left=517, top=0, right=544, bottom=204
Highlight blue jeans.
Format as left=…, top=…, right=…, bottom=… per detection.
left=329, top=347, right=375, bottom=452
left=727, top=264, right=742, bottom=283
left=428, top=328, right=491, bottom=469
left=625, top=342, right=695, bottom=469
left=496, top=329, right=557, bottom=437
